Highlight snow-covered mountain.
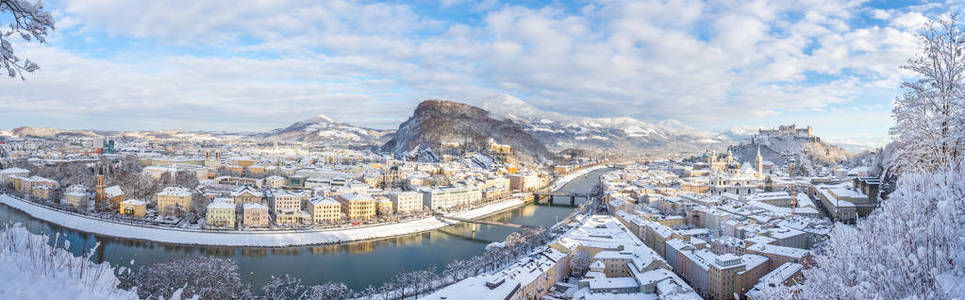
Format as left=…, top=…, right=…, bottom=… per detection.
left=477, top=95, right=731, bottom=155
left=262, top=114, right=393, bottom=145
left=7, top=127, right=103, bottom=138
left=382, top=100, right=550, bottom=162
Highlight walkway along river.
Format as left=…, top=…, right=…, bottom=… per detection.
left=0, top=168, right=613, bottom=291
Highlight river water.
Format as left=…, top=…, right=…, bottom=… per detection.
left=0, top=168, right=611, bottom=291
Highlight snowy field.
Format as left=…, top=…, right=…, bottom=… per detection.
left=0, top=194, right=524, bottom=247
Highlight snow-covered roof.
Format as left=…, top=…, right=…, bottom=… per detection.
left=28, top=176, right=56, bottom=184
left=756, top=262, right=803, bottom=286
left=0, top=167, right=29, bottom=175
left=231, top=186, right=262, bottom=197
left=207, top=200, right=235, bottom=210
left=746, top=243, right=810, bottom=259
left=121, top=199, right=146, bottom=206
left=158, top=186, right=190, bottom=197
left=309, top=197, right=340, bottom=206
left=242, top=202, right=267, bottom=210
left=104, top=186, right=124, bottom=198
left=338, top=192, right=372, bottom=202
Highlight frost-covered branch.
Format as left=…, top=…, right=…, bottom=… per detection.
left=890, top=14, right=965, bottom=174
left=755, top=162, right=965, bottom=298
left=0, top=0, right=54, bottom=79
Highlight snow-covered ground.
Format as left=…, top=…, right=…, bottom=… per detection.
left=0, top=225, right=138, bottom=300
left=0, top=194, right=524, bottom=247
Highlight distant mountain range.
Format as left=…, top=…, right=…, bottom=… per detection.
left=476, top=95, right=732, bottom=156
left=1, top=95, right=875, bottom=159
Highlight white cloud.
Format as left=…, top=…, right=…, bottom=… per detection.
left=0, top=0, right=943, bottom=141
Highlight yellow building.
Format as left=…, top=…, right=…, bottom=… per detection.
left=32, top=185, right=52, bottom=200
left=119, top=199, right=147, bottom=217
left=274, top=209, right=309, bottom=225
left=336, top=192, right=376, bottom=221
left=376, top=197, right=393, bottom=216
left=306, top=197, right=343, bottom=224
left=156, top=186, right=192, bottom=216
left=206, top=199, right=236, bottom=228
left=708, top=255, right=746, bottom=300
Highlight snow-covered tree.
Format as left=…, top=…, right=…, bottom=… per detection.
left=134, top=256, right=247, bottom=299
left=756, top=162, right=965, bottom=299
left=890, top=14, right=965, bottom=174
left=263, top=274, right=304, bottom=300
left=0, top=0, right=53, bottom=79
left=175, top=170, right=199, bottom=189
left=570, top=249, right=592, bottom=276
left=391, top=271, right=416, bottom=299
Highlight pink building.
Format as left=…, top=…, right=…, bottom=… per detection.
left=243, top=203, right=269, bottom=228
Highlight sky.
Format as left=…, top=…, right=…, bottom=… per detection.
left=0, top=0, right=957, bottom=148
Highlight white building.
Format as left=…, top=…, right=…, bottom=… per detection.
left=421, top=186, right=482, bottom=210
left=143, top=164, right=208, bottom=182
left=386, top=191, right=423, bottom=214
left=264, top=175, right=287, bottom=188
left=0, top=167, right=29, bottom=184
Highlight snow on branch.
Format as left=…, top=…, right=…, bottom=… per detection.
left=0, top=0, right=54, bottom=79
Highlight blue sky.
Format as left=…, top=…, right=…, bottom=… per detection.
left=0, top=0, right=956, bottom=148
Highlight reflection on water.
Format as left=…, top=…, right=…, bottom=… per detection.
left=517, top=205, right=537, bottom=218
left=0, top=168, right=611, bottom=291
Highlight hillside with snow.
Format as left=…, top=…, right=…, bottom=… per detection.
left=261, top=114, right=393, bottom=146
left=477, top=95, right=730, bottom=155
left=382, top=100, right=550, bottom=163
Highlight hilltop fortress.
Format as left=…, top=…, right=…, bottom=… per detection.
left=751, top=124, right=819, bottom=145
left=729, top=124, right=847, bottom=176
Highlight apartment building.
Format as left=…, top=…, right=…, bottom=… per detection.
left=386, top=191, right=423, bottom=214
left=242, top=203, right=269, bottom=228
left=206, top=198, right=236, bottom=228
left=306, top=197, right=342, bottom=223
left=156, top=186, right=192, bottom=216
left=336, top=192, right=376, bottom=221
left=269, top=189, right=308, bottom=215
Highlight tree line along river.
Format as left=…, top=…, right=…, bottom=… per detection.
left=0, top=168, right=612, bottom=291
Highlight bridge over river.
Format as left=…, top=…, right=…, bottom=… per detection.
left=434, top=214, right=544, bottom=230
left=531, top=191, right=592, bottom=206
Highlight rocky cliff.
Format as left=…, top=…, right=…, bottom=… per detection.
left=381, top=100, right=550, bottom=163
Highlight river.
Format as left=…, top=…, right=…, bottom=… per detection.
left=0, top=168, right=611, bottom=291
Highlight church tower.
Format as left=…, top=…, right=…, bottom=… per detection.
left=755, top=145, right=764, bottom=178
left=95, top=166, right=106, bottom=204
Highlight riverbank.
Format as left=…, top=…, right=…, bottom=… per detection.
left=549, top=165, right=607, bottom=191
left=0, top=167, right=605, bottom=247
left=0, top=194, right=525, bottom=247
